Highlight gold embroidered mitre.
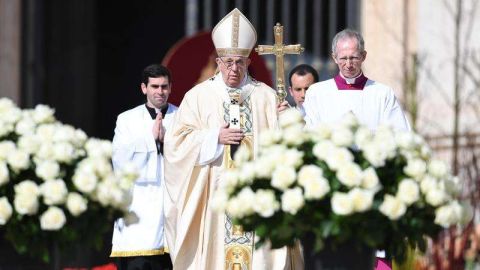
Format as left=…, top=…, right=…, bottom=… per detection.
left=212, top=8, right=257, bottom=57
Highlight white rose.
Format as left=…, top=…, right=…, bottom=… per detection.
left=254, top=157, right=276, bottom=179
left=36, top=124, right=56, bottom=142
left=312, top=123, right=332, bottom=141
left=420, top=175, right=438, bottom=194
left=331, top=192, right=354, bottom=215
left=72, top=171, right=98, bottom=194
left=233, top=145, right=252, bottom=165
left=279, top=108, right=304, bottom=128
left=362, top=142, right=388, bottom=167
left=336, top=162, right=363, bottom=187
left=0, top=121, right=14, bottom=138
left=226, top=196, right=246, bottom=218
left=73, top=129, right=88, bottom=147
left=52, top=142, right=75, bottom=163
left=0, top=141, right=16, bottom=161
left=220, top=169, right=240, bottom=194
left=259, top=130, right=282, bottom=147
left=66, top=192, right=88, bottom=216
left=349, top=188, right=374, bottom=212
left=396, top=179, right=420, bottom=205
left=85, top=139, right=112, bottom=158
left=271, top=167, right=297, bottom=191
left=404, top=158, right=427, bottom=180
left=7, top=149, right=30, bottom=171
left=15, top=118, right=36, bottom=135
left=2, top=107, right=22, bottom=124
left=428, top=159, right=449, bottom=179
left=0, top=197, right=13, bottom=225
left=52, top=124, right=76, bottom=142
left=281, top=187, right=304, bottom=215
left=282, top=124, right=306, bottom=146
left=379, top=194, right=406, bottom=220
left=39, top=206, right=66, bottom=231
left=235, top=187, right=256, bottom=216
left=434, top=201, right=470, bottom=228
left=35, top=160, right=60, bottom=181
left=302, top=177, right=330, bottom=200
left=354, top=127, right=373, bottom=150
left=238, top=162, right=255, bottom=184
left=253, top=189, right=280, bottom=217
left=40, top=179, right=68, bottom=205
left=14, top=194, right=39, bottom=215
left=325, top=147, right=354, bottom=171
left=331, top=127, right=354, bottom=147
left=440, top=177, right=461, bottom=197
left=425, top=189, right=449, bottom=207
left=36, top=142, right=55, bottom=160
left=0, top=98, right=17, bottom=114
left=312, top=140, right=336, bottom=161
left=33, top=104, right=55, bottom=124
left=14, top=180, right=40, bottom=196
left=280, top=149, right=304, bottom=168
left=0, top=162, right=9, bottom=186
left=361, top=167, right=381, bottom=191
left=17, top=134, right=40, bottom=154
left=340, top=112, right=359, bottom=129
left=395, top=132, right=416, bottom=150
left=297, top=165, right=323, bottom=186
left=92, top=158, right=113, bottom=177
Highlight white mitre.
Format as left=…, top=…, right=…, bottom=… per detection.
left=212, top=8, right=257, bottom=57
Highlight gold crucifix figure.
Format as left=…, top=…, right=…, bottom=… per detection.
left=255, top=23, right=304, bottom=103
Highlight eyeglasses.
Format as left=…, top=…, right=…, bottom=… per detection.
left=336, top=55, right=363, bottom=64
left=218, top=57, right=247, bottom=69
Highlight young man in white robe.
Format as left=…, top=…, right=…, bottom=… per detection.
left=287, top=64, right=319, bottom=115
left=110, top=64, right=177, bottom=269
left=302, top=28, right=410, bottom=270
left=163, top=8, right=303, bottom=270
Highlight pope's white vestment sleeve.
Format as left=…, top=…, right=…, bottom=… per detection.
left=197, top=128, right=224, bottom=165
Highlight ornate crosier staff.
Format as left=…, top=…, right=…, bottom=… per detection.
left=255, top=23, right=304, bottom=103
left=255, top=22, right=304, bottom=270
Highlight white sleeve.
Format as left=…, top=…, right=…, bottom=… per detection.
left=197, top=128, right=224, bottom=166
left=303, top=90, right=319, bottom=130
left=383, top=89, right=411, bottom=132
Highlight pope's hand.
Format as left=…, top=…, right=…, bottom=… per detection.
left=277, top=101, right=290, bottom=113
left=152, top=113, right=165, bottom=142
left=218, top=123, right=244, bottom=145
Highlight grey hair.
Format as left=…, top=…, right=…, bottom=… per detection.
left=331, top=29, right=365, bottom=56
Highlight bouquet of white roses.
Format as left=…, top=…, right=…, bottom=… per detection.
left=0, top=98, right=137, bottom=262
left=213, top=108, right=473, bottom=263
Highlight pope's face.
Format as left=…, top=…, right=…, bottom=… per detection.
left=288, top=73, right=316, bottom=107
left=216, top=56, right=251, bottom=88
left=332, top=37, right=366, bottom=78
left=141, top=76, right=171, bottom=109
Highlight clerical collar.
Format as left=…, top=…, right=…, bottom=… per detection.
left=334, top=73, right=368, bottom=90
left=145, top=104, right=169, bottom=119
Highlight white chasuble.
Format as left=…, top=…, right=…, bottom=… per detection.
left=164, top=74, right=303, bottom=270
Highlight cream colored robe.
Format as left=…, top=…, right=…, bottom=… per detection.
left=164, top=74, right=303, bottom=270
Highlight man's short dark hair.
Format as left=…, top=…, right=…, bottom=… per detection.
left=288, top=64, right=319, bottom=87
left=141, top=64, right=171, bottom=85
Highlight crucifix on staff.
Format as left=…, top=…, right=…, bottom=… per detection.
left=255, top=23, right=304, bottom=103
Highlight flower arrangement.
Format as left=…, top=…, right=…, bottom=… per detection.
left=0, top=98, right=137, bottom=262
left=213, top=108, right=473, bottom=263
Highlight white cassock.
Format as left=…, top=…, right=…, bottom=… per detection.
left=303, top=74, right=410, bottom=132
left=110, top=103, right=178, bottom=257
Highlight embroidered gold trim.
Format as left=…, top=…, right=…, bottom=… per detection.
left=232, top=10, right=239, bottom=48
left=110, top=247, right=169, bottom=257
left=216, top=48, right=251, bottom=57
